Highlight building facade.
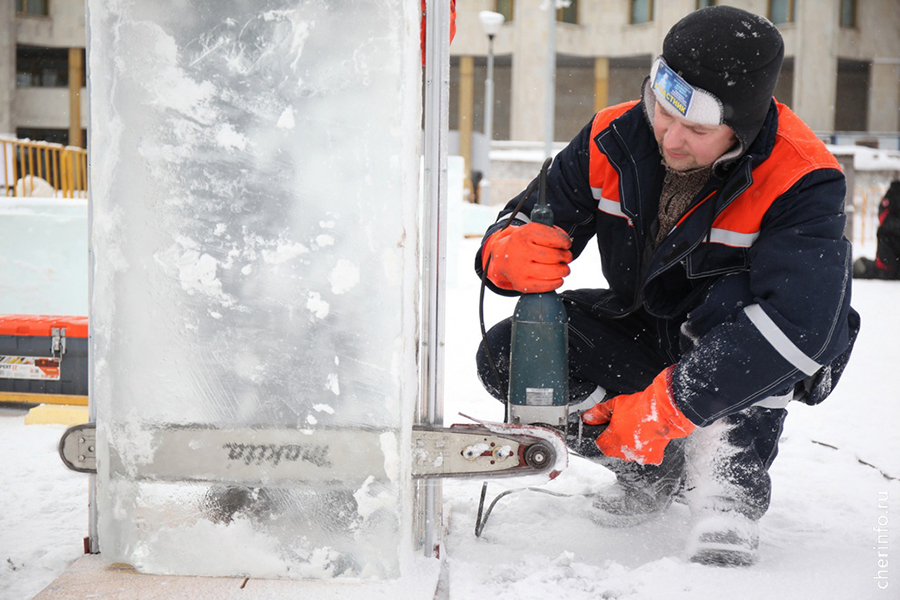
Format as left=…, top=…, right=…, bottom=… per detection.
left=450, top=0, right=900, bottom=188
left=1, top=0, right=86, bottom=146
left=1, top=0, right=897, bottom=157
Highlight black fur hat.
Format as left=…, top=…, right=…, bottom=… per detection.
left=661, top=6, right=784, bottom=149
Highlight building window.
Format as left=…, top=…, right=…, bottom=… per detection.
left=496, top=0, right=514, bottom=22
left=630, top=0, right=654, bottom=25
left=769, top=0, right=794, bottom=24
left=16, top=128, right=86, bottom=146
left=696, top=0, right=716, bottom=9
left=835, top=59, right=869, bottom=131
left=16, top=46, right=85, bottom=88
left=840, top=0, right=857, bottom=28
left=15, top=0, right=48, bottom=16
left=557, top=0, right=577, bottom=24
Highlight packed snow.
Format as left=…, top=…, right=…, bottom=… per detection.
left=1, top=205, right=898, bottom=598
left=439, top=236, right=900, bottom=600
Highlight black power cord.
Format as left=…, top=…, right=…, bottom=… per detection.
left=475, top=158, right=552, bottom=537
left=475, top=486, right=575, bottom=537
left=477, top=158, right=550, bottom=409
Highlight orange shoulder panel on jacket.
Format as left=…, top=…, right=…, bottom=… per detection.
left=590, top=100, right=641, bottom=140
left=770, top=103, right=842, bottom=175
left=738, top=103, right=842, bottom=209
left=710, top=103, right=843, bottom=240
left=588, top=101, right=639, bottom=207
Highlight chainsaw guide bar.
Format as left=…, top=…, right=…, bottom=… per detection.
left=60, top=419, right=568, bottom=482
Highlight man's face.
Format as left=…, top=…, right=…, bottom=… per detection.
left=652, top=102, right=737, bottom=171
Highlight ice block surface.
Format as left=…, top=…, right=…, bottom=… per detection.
left=89, top=0, right=421, bottom=578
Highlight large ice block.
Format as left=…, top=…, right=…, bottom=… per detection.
left=88, top=0, right=421, bottom=578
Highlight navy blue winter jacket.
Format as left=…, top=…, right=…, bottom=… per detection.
left=476, top=100, right=858, bottom=426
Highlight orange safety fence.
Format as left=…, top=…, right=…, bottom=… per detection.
left=0, top=136, right=88, bottom=199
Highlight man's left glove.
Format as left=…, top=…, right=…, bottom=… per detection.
left=581, top=366, right=696, bottom=465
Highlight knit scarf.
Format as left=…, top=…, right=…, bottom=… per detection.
left=654, top=163, right=713, bottom=248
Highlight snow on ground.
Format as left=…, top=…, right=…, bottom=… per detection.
left=2, top=236, right=899, bottom=600
left=439, top=238, right=900, bottom=600
left=0, top=414, right=88, bottom=600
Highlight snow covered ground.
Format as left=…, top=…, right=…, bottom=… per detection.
left=1, top=232, right=899, bottom=599
left=440, top=238, right=900, bottom=600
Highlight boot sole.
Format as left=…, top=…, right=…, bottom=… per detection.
left=690, top=545, right=758, bottom=567
left=589, top=497, right=673, bottom=528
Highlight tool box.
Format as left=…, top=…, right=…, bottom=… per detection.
left=0, top=315, right=88, bottom=401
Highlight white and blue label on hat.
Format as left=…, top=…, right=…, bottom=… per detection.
left=652, top=61, right=694, bottom=117
left=649, top=58, right=723, bottom=126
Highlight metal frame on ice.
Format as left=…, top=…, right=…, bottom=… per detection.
left=416, top=0, right=451, bottom=559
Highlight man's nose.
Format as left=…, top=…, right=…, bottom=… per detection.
left=664, top=122, right=687, bottom=148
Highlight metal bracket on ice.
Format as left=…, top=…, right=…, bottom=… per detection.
left=59, top=421, right=567, bottom=481
left=58, top=422, right=96, bottom=474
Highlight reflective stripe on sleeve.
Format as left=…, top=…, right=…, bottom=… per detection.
left=744, top=304, right=821, bottom=377
left=568, top=386, right=607, bottom=412
left=753, top=390, right=792, bottom=410
left=707, top=228, right=759, bottom=248
left=593, top=189, right=627, bottom=219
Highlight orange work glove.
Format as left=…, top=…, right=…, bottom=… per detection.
left=482, top=222, right=573, bottom=293
left=581, top=366, right=696, bottom=465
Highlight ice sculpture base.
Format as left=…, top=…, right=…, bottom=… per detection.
left=35, top=555, right=442, bottom=600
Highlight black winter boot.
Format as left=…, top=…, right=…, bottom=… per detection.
left=587, top=438, right=687, bottom=527
left=683, top=407, right=786, bottom=566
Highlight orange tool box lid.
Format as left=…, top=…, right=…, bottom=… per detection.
left=0, top=315, right=89, bottom=338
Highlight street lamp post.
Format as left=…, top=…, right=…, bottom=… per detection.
left=478, top=11, right=504, bottom=204
left=544, top=1, right=557, bottom=160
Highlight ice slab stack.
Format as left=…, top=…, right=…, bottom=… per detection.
left=88, top=0, right=421, bottom=578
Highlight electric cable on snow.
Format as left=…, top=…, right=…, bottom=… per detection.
left=475, top=484, right=576, bottom=538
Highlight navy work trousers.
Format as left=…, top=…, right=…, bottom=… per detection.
left=475, top=295, right=787, bottom=520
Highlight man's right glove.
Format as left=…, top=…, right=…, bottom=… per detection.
left=481, top=222, right=573, bottom=293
